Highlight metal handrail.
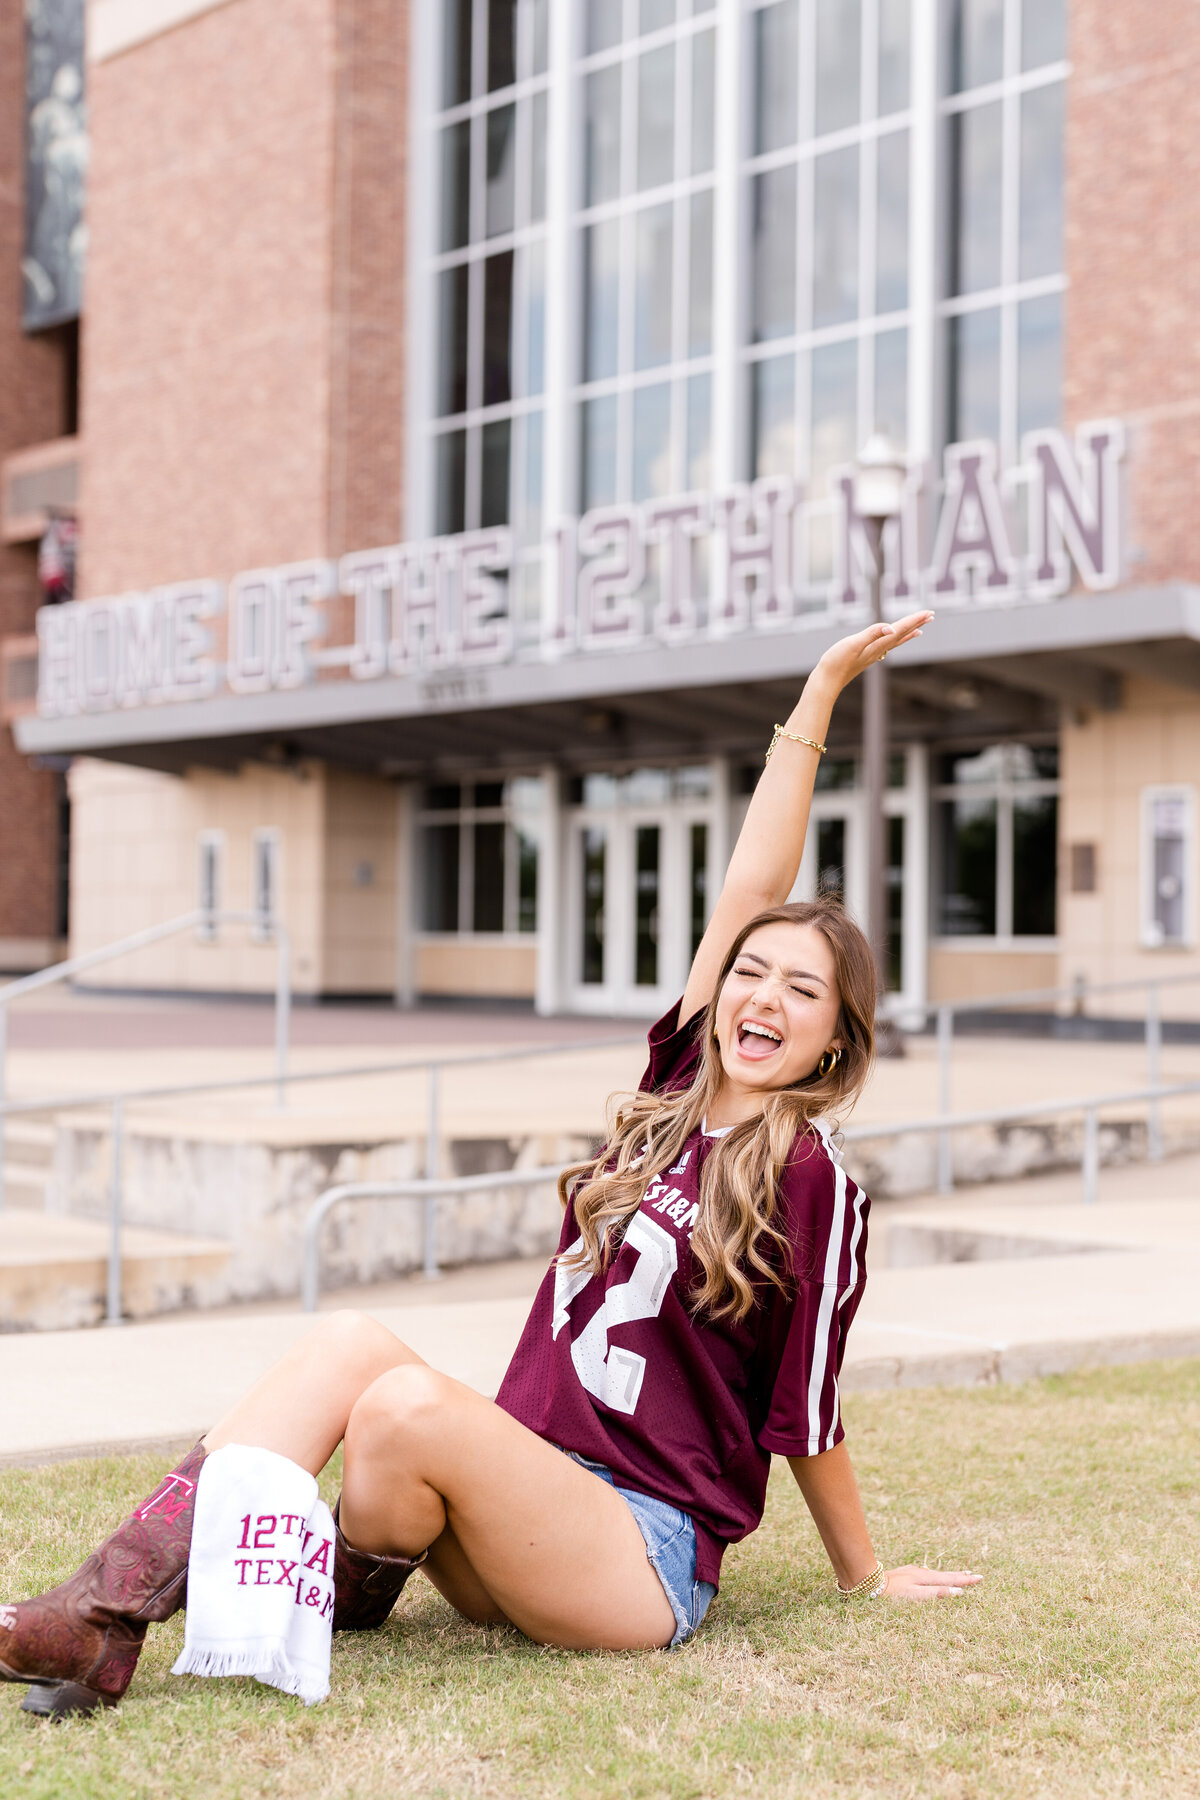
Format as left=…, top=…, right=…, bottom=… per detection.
left=300, top=1166, right=563, bottom=1311
left=298, top=1076, right=1200, bottom=1308
left=908, top=969, right=1200, bottom=1195
left=0, top=909, right=292, bottom=1213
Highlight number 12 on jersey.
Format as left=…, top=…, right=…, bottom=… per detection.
left=551, top=1212, right=678, bottom=1416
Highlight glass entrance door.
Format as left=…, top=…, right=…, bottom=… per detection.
left=566, top=768, right=716, bottom=1015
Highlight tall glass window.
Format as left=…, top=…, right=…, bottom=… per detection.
left=745, top=0, right=914, bottom=590
left=941, top=0, right=1067, bottom=461
left=416, top=778, right=543, bottom=936
left=576, top=0, right=718, bottom=510
left=431, top=0, right=550, bottom=561
left=933, top=743, right=1059, bottom=940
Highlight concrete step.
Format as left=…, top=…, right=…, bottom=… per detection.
left=2, top=1164, right=51, bottom=1201
left=0, top=1213, right=232, bottom=1332
left=2, top=1120, right=55, bottom=1166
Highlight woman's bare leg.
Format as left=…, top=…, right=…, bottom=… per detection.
left=340, top=1363, right=677, bottom=1652
left=202, top=1310, right=419, bottom=1473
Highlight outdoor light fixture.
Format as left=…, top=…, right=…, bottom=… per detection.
left=854, top=431, right=909, bottom=1055
left=852, top=432, right=908, bottom=526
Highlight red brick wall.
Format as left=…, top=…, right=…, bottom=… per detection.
left=0, top=0, right=71, bottom=946
left=328, top=0, right=410, bottom=553
left=80, top=0, right=411, bottom=599
left=1066, top=6, right=1200, bottom=585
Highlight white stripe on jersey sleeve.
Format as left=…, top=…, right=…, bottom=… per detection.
left=804, top=1157, right=849, bottom=1455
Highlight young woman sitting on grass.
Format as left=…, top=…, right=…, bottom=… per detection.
left=1, top=608, right=980, bottom=1720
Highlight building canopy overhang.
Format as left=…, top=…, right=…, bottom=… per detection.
left=15, top=583, right=1200, bottom=778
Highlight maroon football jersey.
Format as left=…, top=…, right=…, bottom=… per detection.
left=496, top=1000, right=870, bottom=1588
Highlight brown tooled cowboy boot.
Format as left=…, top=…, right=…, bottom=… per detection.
left=0, top=1441, right=206, bottom=1720
left=331, top=1498, right=426, bottom=1632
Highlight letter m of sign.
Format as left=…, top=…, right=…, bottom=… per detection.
left=1023, top=420, right=1125, bottom=598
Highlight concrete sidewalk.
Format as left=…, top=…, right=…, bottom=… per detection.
left=3, top=1149, right=1198, bottom=1467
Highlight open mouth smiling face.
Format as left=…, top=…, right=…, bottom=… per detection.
left=714, top=920, right=844, bottom=1100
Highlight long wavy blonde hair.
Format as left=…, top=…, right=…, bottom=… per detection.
left=559, top=901, right=877, bottom=1322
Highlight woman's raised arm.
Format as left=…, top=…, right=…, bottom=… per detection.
left=678, top=609, right=932, bottom=1025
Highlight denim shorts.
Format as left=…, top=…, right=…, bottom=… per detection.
left=561, top=1449, right=716, bottom=1650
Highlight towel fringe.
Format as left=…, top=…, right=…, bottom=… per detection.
left=172, top=1644, right=329, bottom=1705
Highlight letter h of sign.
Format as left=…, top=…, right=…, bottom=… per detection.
left=710, top=479, right=796, bottom=635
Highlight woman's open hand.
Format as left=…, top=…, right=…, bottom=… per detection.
left=815, top=611, right=933, bottom=692
left=880, top=1563, right=982, bottom=1601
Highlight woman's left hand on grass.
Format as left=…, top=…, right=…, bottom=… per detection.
left=880, top=1564, right=983, bottom=1601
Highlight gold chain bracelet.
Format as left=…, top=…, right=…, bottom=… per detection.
left=837, top=1559, right=888, bottom=1600
left=764, top=723, right=827, bottom=766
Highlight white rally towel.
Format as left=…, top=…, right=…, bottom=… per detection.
left=172, top=1444, right=336, bottom=1705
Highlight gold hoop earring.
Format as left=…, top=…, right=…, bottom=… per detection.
left=816, top=1046, right=841, bottom=1079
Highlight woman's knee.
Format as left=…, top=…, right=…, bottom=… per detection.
left=310, top=1308, right=406, bottom=1374
left=345, top=1362, right=451, bottom=1456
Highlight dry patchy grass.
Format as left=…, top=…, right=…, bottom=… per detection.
left=2, top=1360, right=1199, bottom=1799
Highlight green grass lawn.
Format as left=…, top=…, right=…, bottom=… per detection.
left=2, top=1361, right=1199, bottom=1800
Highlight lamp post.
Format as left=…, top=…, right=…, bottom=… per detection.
left=853, top=433, right=907, bottom=1053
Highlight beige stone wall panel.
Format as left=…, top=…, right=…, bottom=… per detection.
left=1060, top=677, right=1200, bottom=1014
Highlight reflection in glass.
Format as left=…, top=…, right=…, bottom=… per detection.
left=632, top=382, right=672, bottom=498
left=817, top=818, right=846, bottom=902
left=690, top=822, right=708, bottom=957
left=947, top=306, right=1000, bottom=442
left=937, top=797, right=997, bottom=934
left=1018, top=292, right=1062, bottom=438
left=524, top=239, right=546, bottom=395
left=686, top=373, right=712, bottom=491
left=487, top=0, right=516, bottom=91
left=520, top=409, right=544, bottom=539
left=1020, top=82, right=1064, bottom=279
left=483, top=252, right=514, bottom=404
left=585, top=219, right=620, bottom=381
left=753, top=165, right=797, bottom=341
left=443, top=0, right=472, bottom=107
left=437, top=265, right=469, bottom=415
left=637, top=45, right=675, bottom=190
left=753, top=354, right=796, bottom=478
left=440, top=122, right=470, bottom=252
left=486, top=105, right=516, bottom=238
left=815, top=757, right=857, bottom=790
left=688, top=189, right=714, bottom=355
left=876, top=130, right=909, bottom=313
left=635, top=204, right=674, bottom=367
left=950, top=102, right=1002, bottom=294
left=691, top=30, right=716, bottom=173
left=587, top=0, right=623, bottom=55
left=755, top=0, right=799, bottom=153
left=581, top=828, right=607, bottom=984
left=874, top=327, right=908, bottom=441
left=1013, top=794, right=1057, bottom=935
left=815, top=0, right=861, bottom=137
left=886, top=814, right=904, bottom=988
left=950, top=0, right=1004, bottom=92
left=1022, top=0, right=1065, bottom=70
left=481, top=419, right=511, bottom=527
left=878, top=0, right=910, bottom=115
left=581, top=395, right=618, bottom=509
left=422, top=823, right=460, bottom=930
left=586, top=66, right=622, bottom=205
left=813, top=146, right=859, bottom=328
left=472, top=820, right=506, bottom=929
left=531, top=91, right=548, bottom=220
left=810, top=338, right=858, bottom=490
left=435, top=430, right=467, bottom=535
left=635, top=826, right=661, bottom=987
left=641, top=0, right=674, bottom=30
left=529, top=0, right=549, bottom=75
left=517, top=827, right=539, bottom=932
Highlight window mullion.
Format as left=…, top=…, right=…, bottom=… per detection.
left=996, top=789, right=1014, bottom=938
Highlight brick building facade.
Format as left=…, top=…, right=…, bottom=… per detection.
left=5, top=0, right=1200, bottom=1021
